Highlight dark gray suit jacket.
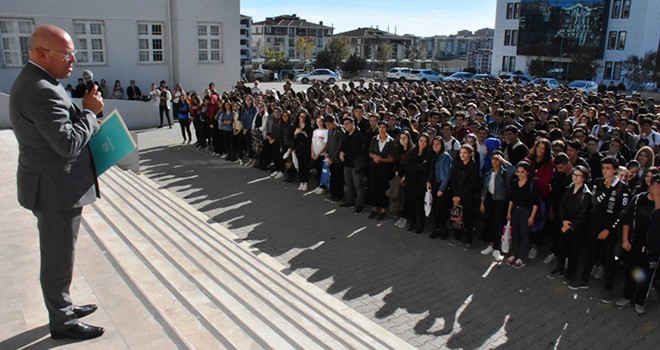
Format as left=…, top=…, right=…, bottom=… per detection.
left=10, top=62, right=100, bottom=212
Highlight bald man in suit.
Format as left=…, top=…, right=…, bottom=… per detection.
left=9, top=24, right=105, bottom=340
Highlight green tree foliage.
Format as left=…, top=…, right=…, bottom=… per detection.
left=314, top=37, right=350, bottom=69
left=623, top=50, right=658, bottom=85
left=295, top=37, right=315, bottom=63
left=314, top=49, right=334, bottom=69
left=262, top=48, right=292, bottom=72
left=377, top=44, right=394, bottom=75
left=342, top=54, right=366, bottom=73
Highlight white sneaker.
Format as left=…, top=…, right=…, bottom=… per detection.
left=237, top=159, right=244, bottom=166
left=314, top=187, right=325, bottom=194
left=481, top=246, right=495, bottom=255
left=301, top=183, right=308, bottom=191
left=270, top=171, right=279, bottom=178
left=274, top=172, right=284, bottom=179
left=493, top=250, right=504, bottom=261
left=528, top=247, right=537, bottom=260
left=298, top=183, right=304, bottom=190
left=399, top=219, right=407, bottom=228
left=394, top=218, right=405, bottom=228
left=543, top=253, right=555, bottom=264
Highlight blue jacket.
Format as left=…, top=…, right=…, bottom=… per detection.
left=481, top=160, right=515, bottom=201
left=432, top=151, right=452, bottom=192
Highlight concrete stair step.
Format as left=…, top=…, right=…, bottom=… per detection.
left=84, top=166, right=413, bottom=349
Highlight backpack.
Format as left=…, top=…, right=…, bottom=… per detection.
left=450, top=205, right=465, bottom=230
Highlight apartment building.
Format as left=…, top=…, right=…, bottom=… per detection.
left=251, top=14, right=333, bottom=59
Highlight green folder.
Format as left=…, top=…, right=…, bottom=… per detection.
left=89, top=109, right=137, bottom=176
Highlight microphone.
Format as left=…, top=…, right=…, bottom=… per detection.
left=82, top=70, right=95, bottom=92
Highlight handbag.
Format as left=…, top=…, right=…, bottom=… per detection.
left=319, top=159, right=331, bottom=187
left=501, top=221, right=512, bottom=253
left=450, top=205, right=465, bottom=230
left=424, top=189, right=433, bottom=217
left=385, top=175, right=401, bottom=199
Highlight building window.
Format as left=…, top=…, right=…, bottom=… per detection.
left=506, top=3, right=521, bottom=19
left=198, top=23, right=222, bottom=62
left=138, top=22, right=164, bottom=63
left=604, top=61, right=624, bottom=80
left=621, top=0, right=631, bottom=18
left=73, top=20, right=106, bottom=64
left=604, top=61, right=613, bottom=79
left=617, top=31, right=626, bottom=50
left=607, top=31, right=617, bottom=49
left=502, top=56, right=516, bottom=72
left=613, top=62, right=622, bottom=80
left=504, top=30, right=518, bottom=46
left=0, top=18, right=33, bottom=67
left=611, top=0, right=621, bottom=18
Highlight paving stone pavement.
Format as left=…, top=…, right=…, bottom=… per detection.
left=135, top=125, right=660, bottom=349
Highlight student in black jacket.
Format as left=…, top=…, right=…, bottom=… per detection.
left=449, top=144, right=480, bottom=249
left=401, top=134, right=433, bottom=234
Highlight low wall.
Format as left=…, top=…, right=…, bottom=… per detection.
left=0, top=92, right=163, bottom=130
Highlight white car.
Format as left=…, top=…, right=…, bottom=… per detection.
left=387, top=67, right=412, bottom=82
left=567, top=80, right=598, bottom=93
left=443, top=72, right=474, bottom=81
left=407, top=69, right=443, bottom=82
left=531, top=77, right=560, bottom=89
left=294, top=69, right=340, bottom=84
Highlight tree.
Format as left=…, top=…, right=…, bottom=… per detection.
left=567, top=54, right=599, bottom=81
left=314, top=37, right=350, bottom=69
left=623, top=50, right=658, bottom=86
left=342, top=54, right=366, bottom=73
left=404, top=42, right=425, bottom=60
left=295, top=37, right=315, bottom=63
left=527, top=58, right=546, bottom=77
left=377, top=44, right=394, bottom=75
left=262, top=48, right=292, bottom=73
left=314, top=49, right=334, bottom=69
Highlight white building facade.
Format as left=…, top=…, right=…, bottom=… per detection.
left=0, top=0, right=240, bottom=94
left=491, top=0, right=659, bottom=84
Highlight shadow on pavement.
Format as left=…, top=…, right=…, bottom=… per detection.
left=137, top=143, right=660, bottom=349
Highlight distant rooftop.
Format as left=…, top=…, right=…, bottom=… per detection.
left=335, top=27, right=407, bottom=40
left=253, top=14, right=331, bottom=29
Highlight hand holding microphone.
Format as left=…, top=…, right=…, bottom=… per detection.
left=81, top=70, right=104, bottom=115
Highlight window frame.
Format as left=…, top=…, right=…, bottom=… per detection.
left=616, top=31, right=626, bottom=50
left=73, top=20, right=106, bottom=65
left=0, top=18, right=33, bottom=67
left=621, top=0, right=631, bottom=18
left=137, top=22, right=165, bottom=64
left=611, top=0, right=621, bottom=18
left=197, top=22, right=222, bottom=63
left=607, top=31, right=617, bottom=50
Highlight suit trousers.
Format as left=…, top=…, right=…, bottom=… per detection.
left=33, top=207, right=83, bottom=332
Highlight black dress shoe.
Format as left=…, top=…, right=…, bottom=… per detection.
left=51, top=322, right=105, bottom=340
left=72, top=304, right=98, bottom=318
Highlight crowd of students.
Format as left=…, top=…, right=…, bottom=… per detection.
left=167, top=77, right=660, bottom=315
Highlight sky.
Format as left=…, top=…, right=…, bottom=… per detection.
left=241, top=0, right=497, bottom=37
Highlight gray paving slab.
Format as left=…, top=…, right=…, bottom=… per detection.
left=134, top=125, right=660, bottom=349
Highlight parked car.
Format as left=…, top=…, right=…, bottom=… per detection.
left=443, top=72, right=475, bottom=81
left=407, top=69, right=443, bottom=82
left=531, top=77, right=560, bottom=89
left=567, top=80, right=598, bottom=93
left=508, top=74, right=531, bottom=85
left=294, top=69, right=340, bottom=84
left=470, top=74, right=498, bottom=81
left=387, top=67, right=413, bottom=82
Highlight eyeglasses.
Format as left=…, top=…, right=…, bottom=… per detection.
left=42, top=48, right=77, bottom=62
left=572, top=173, right=584, bottom=178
